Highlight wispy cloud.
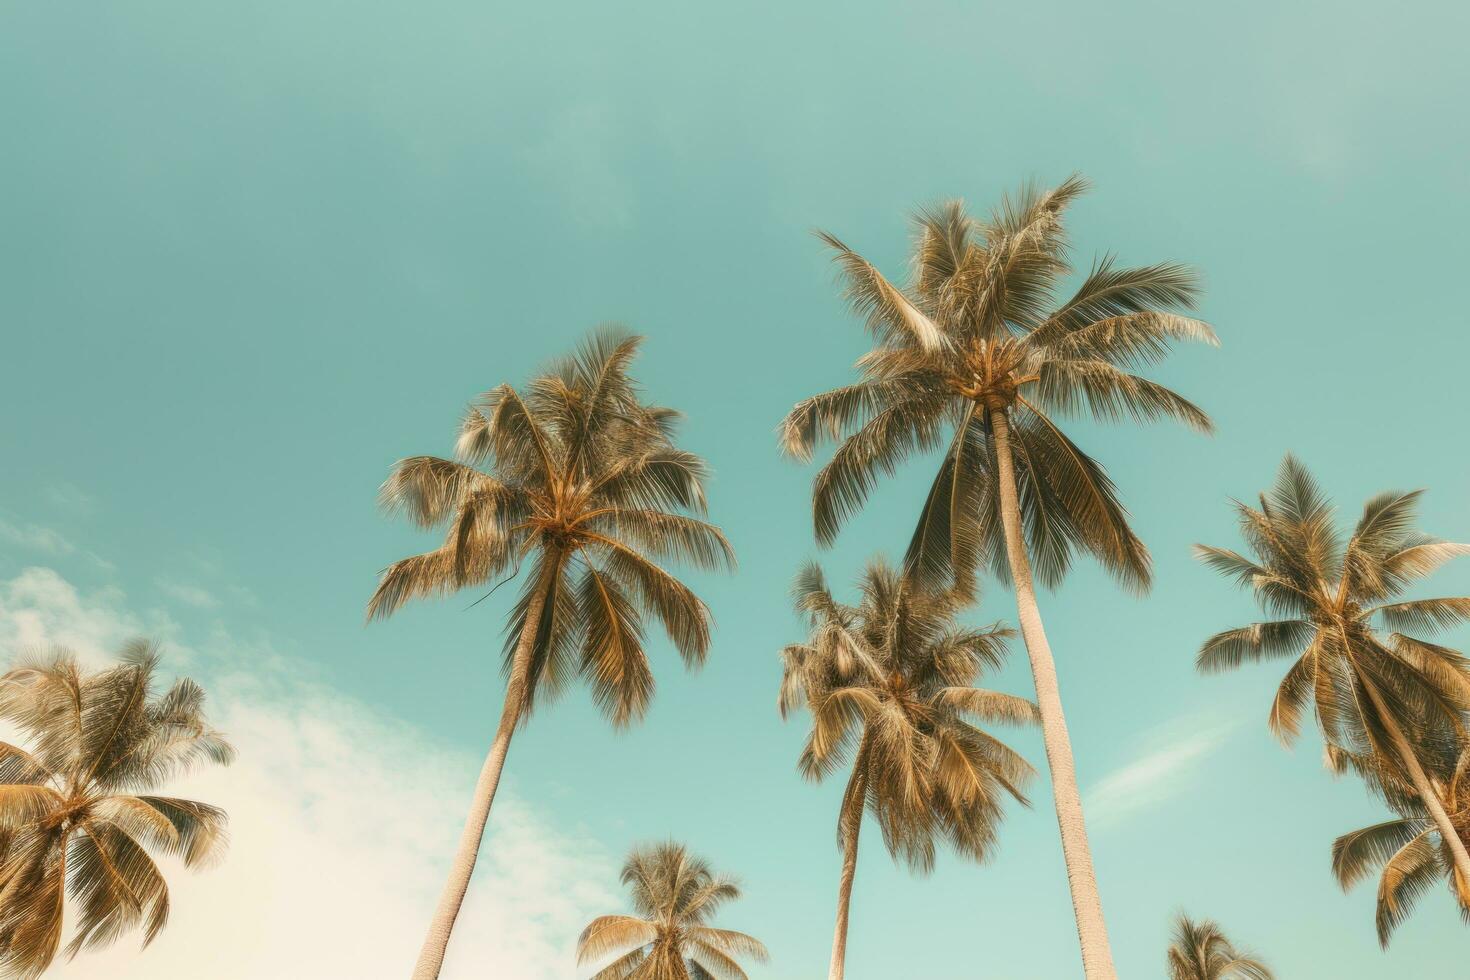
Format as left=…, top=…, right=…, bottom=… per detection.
left=1085, top=716, right=1242, bottom=831
left=45, top=482, right=96, bottom=516
left=156, top=579, right=222, bottom=609
left=0, top=567, right=616, bottom=979
left=0, top=518, right=76, bottom=556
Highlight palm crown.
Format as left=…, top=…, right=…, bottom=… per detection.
left=779, top=559, right=1036, bottom=870
left=779, top=176, right=1215, bottom=595
left=369, top=328, right=735, bottom=726
left=1165, top=914, right=1273, bottom=980
left=1332, top=730, right=1470, bottom=945
left=1195, top=455, right=1470, bottom=756
left=576, top=841, right=768, bottom=980
left=0, top=642, right=232, bottom=979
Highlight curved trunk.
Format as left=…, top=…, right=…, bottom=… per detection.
left=828, top=763, right=866, bottom=980
left=989, top=410, right=1117, bottom=980
left=410, top=578, right=550, bottom=980
left=1358, top=673, right=1470, bottom=890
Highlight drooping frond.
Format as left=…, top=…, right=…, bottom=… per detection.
left=817, top=231, right=947, bottom=352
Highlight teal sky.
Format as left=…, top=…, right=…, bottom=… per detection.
left=3, top=2, right=1469, bottom=977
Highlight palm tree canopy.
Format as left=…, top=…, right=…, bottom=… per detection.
left=779, top=558, right=1037, bottom=871
left=576, top=841, right=768, bottom=980
left=0, top=641, right=233, bottom=978
left=1166, top=914, right=1273, bottom=980
left=779, top=177, right=1215, bottom=597
left=368, top=328, right=736, bottom=727
left=1331, top=733, right=1470, bottom=945
left=1195, top=455, right=1470, bottom=758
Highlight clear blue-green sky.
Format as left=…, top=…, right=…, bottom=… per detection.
left=3, top=1, right=1468, bottom=977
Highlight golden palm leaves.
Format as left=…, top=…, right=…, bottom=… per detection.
left=0, top=641, right=232, bottom=978
left=1331, top=736, right=1470, bottom=945
left=370, top=327, right=735, bottom=727
left=1197, top=454, right=1470, bottom=939
left=780, top=558, right=1036, bottom=870
left=780, top=179, right=1215, bottom=596
left=576, top=841, right=767, bottom=980
left=1165, top=914, right=1273, bottom=980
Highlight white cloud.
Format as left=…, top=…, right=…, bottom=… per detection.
left=1085, top=716, right=1240, bottom=831
left=0, top=567, right=177, bottom=660
left=0, top=567, right=616, bottom=980
left=0, top=518, right=76, bottom=556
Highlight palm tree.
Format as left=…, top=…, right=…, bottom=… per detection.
left=1196, top=455, right=1470, bottom=893
left=369, top=328, right=735, bottom=979
left=1165, top=914, right=1273, bottom=980
left=779, top=176, right=1214, bottom=978
left=1331, top=732, right=1470, bottom=945
left=0, top=641, right=233, bottom=979
left=778, top=558, right=1036, bottom=979
left=576, top=841, right=768, bottom=980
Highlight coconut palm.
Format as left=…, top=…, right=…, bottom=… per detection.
left=779, top=176, right=1214, bottom=978
left=576, top=841, right=767, bottom=980
left=369, top=328, right=735, bottom=979
left=1331, top=731, right=1470, bottom=945
left=0, top=641, right=233, bottom=979
left=1165, top=914, right=1273, bottom=980
left=778, top=558, right=1036, bottom=979
left=1196, top=455, right=1470, bottom=894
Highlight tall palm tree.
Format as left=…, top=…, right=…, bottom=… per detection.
left=369, top=329, right=735, bottom=979
left=1165, top=914, right=1273, bottom=980
left=779, top=176, right=1214, bottom=978
left=0, top=641, right=233, bottom=979
left=778, top=558, right=1036, bottom=980
left=576, top=841, right=768, bottom=980
left=1196, top=455, right=1470, bottom=893
left=1331, top=732, right=1470, bottom=945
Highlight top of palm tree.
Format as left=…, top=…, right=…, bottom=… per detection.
left=1166, top=914, right=1273, bottom=980
left=779, top=175, right=1215, bottom=596
left=576, top=841, right=768, bottom=980
left=1195, top=454, right=1470, bottom=754
left=0, top=641, right=233, bottom=978
left=779, top=558, right=1036, bottom=870
left=368, top=328, right=735, bottom=727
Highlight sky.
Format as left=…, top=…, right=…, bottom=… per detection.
left=1, top=1, right=1468, bottom=977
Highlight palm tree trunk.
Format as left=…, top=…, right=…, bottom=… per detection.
left=828, top=765, right=866, bottom=980
left=1358, top=672, right=1470, bottom=889
left=989, top=409, right=1117, bottom=980
left=410, top=581, right=548, bottom=980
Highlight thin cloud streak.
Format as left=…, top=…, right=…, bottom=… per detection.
left=1085, top=716, right=1241, bottom=831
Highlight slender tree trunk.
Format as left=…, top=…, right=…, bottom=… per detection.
left=410, top=581, right=549, bottom=980
left=828, top=766, right=866, bottom=980
left=989, top=410, right=1117, bottom=980
left=1359, top=673, right=1470, bottom=888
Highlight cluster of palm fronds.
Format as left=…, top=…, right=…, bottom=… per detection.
left=5, top=173, right=1466, bottom=979
left=1198, top=457, right=1470, bottom=946
left=0, top=642, right=232, bottom=978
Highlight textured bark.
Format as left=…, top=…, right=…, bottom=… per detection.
left=990, top=410, right=1117, bottom=980
left=1359, top=673, right=1470, bottom=889
left=410, top=583, right=547, bottom=979
left=827, top=768, right=865, bottom=980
